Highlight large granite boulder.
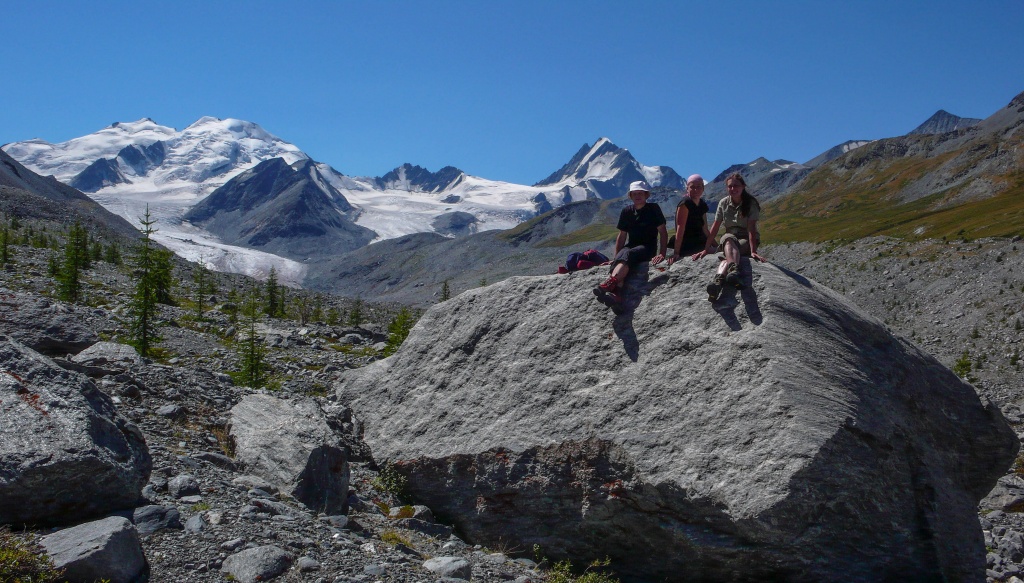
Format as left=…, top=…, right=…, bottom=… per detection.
left=229, top=394, right=350, bottom=514
left=336, top=261, right=1018, bottom=583
left=0, top=336, right=151, bottom=526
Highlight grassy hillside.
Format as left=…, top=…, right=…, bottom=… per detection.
left=763, top=138, right=1024, bottom=243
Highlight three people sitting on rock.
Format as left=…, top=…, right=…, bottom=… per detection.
left=595, top=173, right=764, bottom=307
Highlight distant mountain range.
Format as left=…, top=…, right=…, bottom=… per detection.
left=2, top=98, right=1012, bottom=294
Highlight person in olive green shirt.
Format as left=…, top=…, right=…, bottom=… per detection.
left=693, top=173, right=765, bottom=301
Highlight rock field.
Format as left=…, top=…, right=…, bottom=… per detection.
left=1, top=233, right=1024, bottom=582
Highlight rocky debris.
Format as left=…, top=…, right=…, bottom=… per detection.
left=982, top=512, right=1024, bottom=581
left=220, top=544, right=294, bottom=583
left=0, top=336, right=151, bottom=526
left=39, top=516, right=147, bottom=583
left=229, top=393, right=350, bottom=514
left=0, top=291, right=99, bottom=355
left=984, top=476, right=1024, bottom=513
left=132, top=505, right=183, bottom=536
left=423, top=556, right=473, bottom=579
left=338, top=263, right=1018, bottom=582
left=168, top=474, right=201, bottom=498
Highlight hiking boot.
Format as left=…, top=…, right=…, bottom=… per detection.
left=725, top=263, right=744, bottom=289
left=597, top=276, right=619, bottom=292
left=707, top=274, right=724, bottom=302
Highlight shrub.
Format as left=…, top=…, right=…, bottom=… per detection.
left=547, top=558, right=620, bottom=583
left=952, top=351, right=972, bottom=379
left=372, top=463, right=408, bottom=499
left=0, top=528, right=65, bottom=583
left=380, top=530, right=412, bottom=547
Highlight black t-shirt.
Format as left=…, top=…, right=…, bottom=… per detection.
left=677, top=198, right=709, bottom=245
left=616, top=203, right=666, bottom=249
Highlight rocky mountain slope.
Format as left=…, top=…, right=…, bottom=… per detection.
left=0, top=149, right=140, bottom=241
left=765, top=90, right=1024, bottom=243
left=183, top=158, right=376, bottom=261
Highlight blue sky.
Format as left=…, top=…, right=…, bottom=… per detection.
left=3, top=1, right=1022, bottom=185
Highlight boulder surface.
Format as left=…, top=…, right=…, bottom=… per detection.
left=0, top=336, right=151, bottom=526
left=337, top=261, right=1018, bottom=582
left=39, top=516, right=147, bottom=583
left=0, top=292, right=98, bottom=355
left=229, top=394, right=350, bottom=514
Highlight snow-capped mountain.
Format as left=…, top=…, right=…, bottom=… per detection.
left=535, top=137, right=685, bottom=200
left=4, top=117, right=308, bottom=196
left=184, top=158, right=375, bottom=261
left=3, top=117, right=312, bottom=283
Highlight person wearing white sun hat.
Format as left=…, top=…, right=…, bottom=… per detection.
left=593, top=180, right=667, bottom=307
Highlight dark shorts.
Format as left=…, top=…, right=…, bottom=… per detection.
left=668, top=234, right=709, bottom=258
left=720, top=233, right=756, bottom=256
left=611, top=244, right=655, bottom=270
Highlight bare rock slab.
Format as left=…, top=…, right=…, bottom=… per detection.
left=0, top=336, right=151, bottom=526
left=337, top=264, right=1018, bottom=583
left=229, top=394, right=350, bottom=514
left=221, top=544, right=294, bottom=583
left=39, top=516, right=147, bottom=583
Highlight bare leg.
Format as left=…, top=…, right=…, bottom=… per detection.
left=717, top=239, right=740, bottom=275
left=611, top=263, right=629, bottom=287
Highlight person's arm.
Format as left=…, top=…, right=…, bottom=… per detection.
left=748, top=219, right=765, bottom=262
left=614, top=230, right=627, bottom=257
left=668, top=205, right=688, bottom=265
left=651, top=224, right=668, bottom=265
left=694, top=220, right=720, bottom=260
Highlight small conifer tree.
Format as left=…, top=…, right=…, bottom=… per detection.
left=347, top=298, right=363, bottom=327
left=264, top=266, right=280, bottom=317
left=192, top=257, right=217, bottom=319
left=440, top=280, right=451, bottom=302
left=238, top=284, right=268, bottom=389
left=151, top=248, right=175, bottom=305
left=383, top=307, right=417, bottom=355
left=326, top=307, right=341, bottom=326
left=0, top=224, right=10, bottom=266
left=104, top=242, right=123, bottom=265
left=127, top=206, right=162, bottom=357
left=56, top=222, right=90, bottom=303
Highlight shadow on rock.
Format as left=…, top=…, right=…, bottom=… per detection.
left=613, top=268, right=669, bottom=362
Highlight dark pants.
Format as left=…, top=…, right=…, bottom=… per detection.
left=611, top=245, right=655, bottom=271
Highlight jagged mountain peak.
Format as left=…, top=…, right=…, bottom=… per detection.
left=373, top=163, right=466, bottom=193
left=908, top=109, right=982, bottom=135
left=534, top=137, right=628, bottom=187
left=533, top=137, right=682, bottom=199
